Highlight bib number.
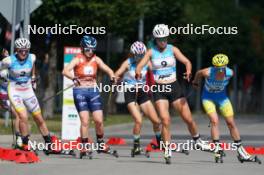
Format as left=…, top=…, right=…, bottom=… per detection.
left=161, top=61, right=167, bottom=67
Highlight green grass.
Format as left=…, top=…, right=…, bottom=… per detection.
left=0, top=114, right=133, bottom=135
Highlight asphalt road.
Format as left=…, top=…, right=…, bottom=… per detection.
left=1, top=114, right=264, bottom=175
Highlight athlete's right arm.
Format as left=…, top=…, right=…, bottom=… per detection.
left=192, top=68, right=210, bottom=87
left=0, top=56, right=11, bottom=70
left=62, top=58, right=78, bottom=80
left=114, top=59, right=129, bottom=81
left=135, top=49, right=152, bottom=80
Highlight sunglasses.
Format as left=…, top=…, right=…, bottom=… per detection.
left=215, top=67, right=226, bottom=72
left=156, top=37, right=168, bottom=42
left=134, top=54, right=144, bottom=59
left=83, top=48, right=96, bottom=53
left=17, top=49, right=29, bottom=54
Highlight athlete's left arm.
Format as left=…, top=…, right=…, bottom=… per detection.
left=172, top=46, right=192, bottom=81
left=96, top=57, right=116, bottom=81
left=31, top=54, right=37, bottom=78
left=31, top=54, right=37, bottom=90
left=228, top=68, right=234, bottom=78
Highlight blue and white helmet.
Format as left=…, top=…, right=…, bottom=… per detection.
left=130, top=41, right=146, bottom=55
left=80, top=35, right=97, bottom=49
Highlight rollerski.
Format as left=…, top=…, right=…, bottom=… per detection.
left=131, top=145, right=150, bottom=158
left=97, top=141, right=119, bottom=158
left=237, top=146, right=261, bottom=164
left=76, top=149, right=93, bottom=159
left=164, top=145, right=172, bottom=165
left=213, top=143, right=224, bottom=163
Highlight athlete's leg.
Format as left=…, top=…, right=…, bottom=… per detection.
left=79, top=111, right=90, bottom=142
left=92, top=110, right=112, bottom=152
left=23, top=90, right=50, bottom=138
left=16, top=109, right=29, bottom=138
left=218, top=99, right=253, bottom=160
left=11, top=106, right=23, bottom=147
left=92, top=110, right=104, bottom=138
left=140, top=101, right=161, bottom=143
left=225, top=117, right=240, bottom=140
left=33, top=113, right=50, bottom=136
left=173, top=97, right=211, bottom=150
left=127, top=102, right=143, bottom=151
left=73, top=88, right=91, bottom=145
left=155, top=99, right=170, bottom=143
left=8, top=90, right=29, bottom=146
left=172, top=97, right=198, bottom=137
left=127, top=102, right=143, bottom=138
left=89, top=89, right=111, bottom=152
left=202, top=99, right=220, bottom=141
left=219, top=99, right=240, bottom=141
left=13, top=107, right=20, bottom=134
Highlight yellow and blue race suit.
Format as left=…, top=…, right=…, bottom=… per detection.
left=201, top=66, right=234, bottom=117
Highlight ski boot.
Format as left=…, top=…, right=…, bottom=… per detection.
left=214, top=144, right=224, bottom=163
left=132, top=139, right=150, bottom=158
left=17, top=135, right=39, bottom=155
left=12, top=132, right=23, bottom=149
left=76, top=146, right=93, bottom=160
left=195, top=138, right=212, bottom=152
left=97, top=140, right=119, bottom=158
left=237, top=146, right=261, bottom=164
left=195, top=139, right=226, bottom=157
left=164, top=144, right=172, bottom=164
left=131, top=144, right=150, bottom=158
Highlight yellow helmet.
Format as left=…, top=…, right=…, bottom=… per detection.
left=212, top=53, right=229, bottom=67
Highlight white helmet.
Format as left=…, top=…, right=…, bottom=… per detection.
left=15, top=38, right=31, bottom=49
left=153, top=24, right=170, bottom=38
left=130, top=41, right=146, bottom=55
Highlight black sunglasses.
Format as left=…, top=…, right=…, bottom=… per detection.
left=17, top=49, right=29, bottom=54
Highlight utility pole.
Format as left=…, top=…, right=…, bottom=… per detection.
left=138, top=15, right=144, bottom=41
left=195, top=47, right=202, bottom=112
left=23, top=0, right=30, bottom=39
left=11, top=0, right=17, bottom=55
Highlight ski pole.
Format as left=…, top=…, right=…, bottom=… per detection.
left=7, top=101, right=15, bottom=147
left=42, top=84, right=75, bottom=103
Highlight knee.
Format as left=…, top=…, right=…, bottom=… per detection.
left=18, top=113, right=28, bottom=122
left=94, top=120, right=103, bottom=128
left=161, top=117, right=171, bottom=127
left=134, top=118, right=142, bottom=126
left=81, top=120, right=89, bottom=128
left=210, top=118, right=219, bottom=127
left=154, top=120, right=161, bottom=128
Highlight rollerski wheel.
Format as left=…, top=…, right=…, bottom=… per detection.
left=214, top=151, right=224, bottom=163
left=165, top=156, right=171, bottom=164
left=105, top=149, right=119, bottom=158
left=76, top=150, right=93, bottom=159
left=131, top=147, right=142, bottom=157
left=237, top=155, right=262, bottom=164
left=180, top=148, right=189, bottom=155
left=145, top=151, right=150, bottom=158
